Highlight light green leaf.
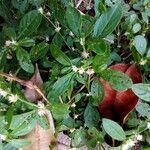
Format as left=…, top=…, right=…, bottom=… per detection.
left=102, top=118, right=126, bottom=141
left=16, top=47, right=34, bottom=73
left=134, top=35, right=147, bottom=55
left=93, top=3, right=122, bottom=37
left=9, top=139, right=31, bottom=148
left=66, top=5, right=82, bottom=37
left=50, top=44, right=72, bottom=66
left=19, top=10, right=42, bottom=38
left=132, top=83, right=150, bottom=102
left=102, top=69, right=133, bottom=91
left=132, top=23, right=141, bottom=33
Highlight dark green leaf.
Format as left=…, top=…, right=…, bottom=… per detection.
left=18, top=38, right=35, bottom=47
left=102, top=118, right=126, bottom=141
left=84, top=102, right=100, bottom=128
left=93, top=3, right=122, bottom=37
left=19, top=10, right=42, bottom=38
left=30, top=43, right=49, bottom=61
left=16, top=47, right=34, bottom=73
left=91, top=79, right=104, bottom=106
left=102, top=69, right=133, bottom=91
left=50, top=44, right=71, bottom=66
left=66, top=5, right=82, bottom=37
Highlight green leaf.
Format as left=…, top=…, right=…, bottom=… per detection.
left=66, top=5, right=82, bottom=37
left=30, top=42, right=49, bottom=61
left=72, top=128, right=86, bottom=147
left=50, top=44, right=72, bottom=66
left=16, top=47, right=34, bottom=73
left=132, top=23, right=141, bottom=33
left=136, top=101, right=150, bottom=118
left=18, top=38, right=35, bottom=47
left=37, top=115, right=49, bottom=130
left=102, top=118, right=126, bottom=141
left=84, top=102, right=100, bottom=128
left=0, top=49, right=6, bottom=71
left=50, top=72, right=75, bottom=98
left=101, top=69, right=133, bottom=91
left=19, top=10, right=42, bottom=38
left=93, top=3, right=122, bottom=37
left=51, top=103, right=70, bottom=121
left=10, top=117, right=36, bottom=136
left=132, top=83, right=150, bottom=102
left=91, top=79, right=104, bottom=106
left=9, top=139, right=31, bottom=148
left=133, top=35, right=147, bottom=55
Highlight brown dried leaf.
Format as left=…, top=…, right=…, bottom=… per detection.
left=24, top=64, right=43, bottom=102
left=24, top=110, right=56, bottom=150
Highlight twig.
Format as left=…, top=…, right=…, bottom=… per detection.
left=0, top=72, right=49, bottom=103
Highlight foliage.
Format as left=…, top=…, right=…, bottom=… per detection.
left=0, top=0, right=150, bottom=149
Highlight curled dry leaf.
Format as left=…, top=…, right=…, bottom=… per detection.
left=24, top=110, right=56, bottom=150
left=24, top=64, right=43, bottom=102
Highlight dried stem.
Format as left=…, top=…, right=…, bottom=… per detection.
left=0, top=72, right=49, bottom=103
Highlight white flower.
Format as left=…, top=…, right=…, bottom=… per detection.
left=74, top=114, right=78, bottom=119
left=71, top=103, right=76, bottom=108
left=5, top=40, right=12, bottom=47
left=81, top=50, right=89, bottom=59
left=122, top=143, right=130, bottom=150
left=8, top=94, right=18, bottom=103
left=86, top=92, right=91, bottom=97
left=70, top=128, right=75, bottom=133
left=78, top=67, right=85, bottom=74
left=122, top=139, right=136, bottom=150
left=72, top=65, right=78, bottom=72
left=86, top=68, right=94, bottom=76
left=69, top=31, right=74, bottom=37
left=147, top=122, right=150, bottom=129
left=0, top=89, right=7, bottom=97
left=0, top=134, right=6, bottom=141
left=139, top=59, right=147, bottom=65
left=5, top=40, right=16, bottom=47
left=37, top=102, right=46, bottom=116
left=55, top=26, right=61, bottom=32
left=136, top=134, right=143, bottom=141
left=45, top=36, right=49, bottom=42
left=38, top=7, right=44, bottom=14
left=46, top=11, right=51, bottom=16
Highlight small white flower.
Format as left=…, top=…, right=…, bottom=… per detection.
left=78, top=67, right=85, bottom=74
left=70, top=128, right=75, bottom=133
left=147, top=122, right=150, bottom=129
left=122, top=139, right=136, bottom=150
left=139, top=59, right=147, bottom=65
left=55, top=26, right=61, bottom=32
left=6, top=53, right=13, bottom=59
left=71, top=103, right=76, bottom=108
left=86, top=68, right=94, bottom=76
left=37, top=102, right=46, bottom=116
left=81, top=50, right=89, bottom=59
left=69, top=31, right=74, bottom=37
left=72, top=65, right=78, bottom=72
left=86, top=92, right=91, bottom=97
left=46, top=11, right=51, bottom=16
left=80, top=38, right=85, bottom=46
left=127, top=139, right=136, bottom=147
left=0, top=89, right=7, bottom=97
left=0, top=134, right=6, bottom=141
left=5, top=40, right=12, bottom=47
left=11, top=40, right=16, bottom=45
left=122, top=143, right=130, bottom=150
left=45, top=36, right=49, bottom=42
left=8, top=94, right=18, bottom=103
left=136, top=134, right=143, bottom=141
left=38, top=7, right=44, bottom=14
left=74, top=114, right=79, bottom=119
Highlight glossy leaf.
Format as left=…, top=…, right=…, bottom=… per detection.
left=102, top=118, right=126, bottom=141
left=50, top=44, right=71, bottom=66
left=93, top=4, right=122, bottom=37
left=66, top=5, right=82, bottom=37
left=19, top=10, right=42, bottom=38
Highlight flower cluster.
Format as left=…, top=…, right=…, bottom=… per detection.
left=0, top=88, right=19, bottom=103
left=37, top=102, right=47, bottom=116
left=71, top=65, right=94, bottom=76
